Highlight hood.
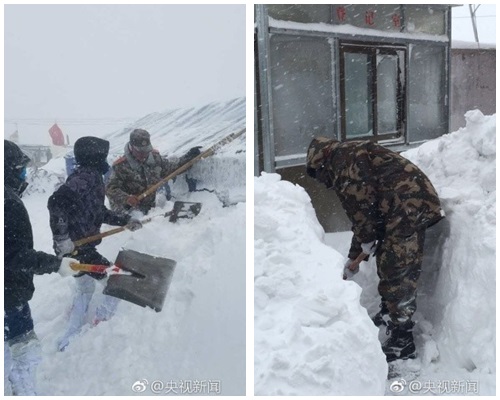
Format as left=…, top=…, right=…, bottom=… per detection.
left=306, top=136, right=339, bottom=170
left=4, top=140, right=30, bottom=194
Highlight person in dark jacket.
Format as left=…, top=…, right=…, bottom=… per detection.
left=306, top=137, right=446, bottom=362
left=106, top=128, right=202, bottom=215
left=48, top=136, right=142, bottom=351
left=4, top=140, right=80, bottom=395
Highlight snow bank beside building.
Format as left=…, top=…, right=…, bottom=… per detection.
left=254, top=173, right=387, bottom=395
left=402, top=110, right=496, bottom=384
left=254, top=110, right=495, bottom=396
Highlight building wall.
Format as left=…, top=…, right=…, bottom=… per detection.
left=279, top=165, right=352, bottom=233
left=450, top=48, right=496, bottom=131
left=277, top=48, right=496, bottom=234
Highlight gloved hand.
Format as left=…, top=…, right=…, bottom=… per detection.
left=126, top=217, right=143, bottom=231
left=186, top=146, right=202, bottom=159
left=342, top=258, right=360, bottom=280
left=53, top=236, right=75, bottom=258
left=361, top=241, right=377, bottom=255
left=58, top=257, right=80, bottom=277
left=126, top=195, right=140, bottom=207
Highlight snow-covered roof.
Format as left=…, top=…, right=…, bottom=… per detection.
left=452, top=39, right=496, bottom=49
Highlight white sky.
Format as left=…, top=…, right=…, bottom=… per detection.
left=3, top=4, right=245, bottom=144
left=451, top=4, right=496, bottom=44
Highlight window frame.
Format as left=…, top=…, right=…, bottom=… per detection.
left=339, top=41, right=407, bottom=143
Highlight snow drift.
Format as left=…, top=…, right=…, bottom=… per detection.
left=17, top=98, right=246, bottom=396
left=254, top=173, right=388, bottom=395
left=254, top=110, right=495, bottom=395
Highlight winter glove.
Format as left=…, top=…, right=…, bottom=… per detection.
left=186, top=146, right=202, bottom=159
left=53, top=236, right=75, bottom=258
left=361, top=241, right=377, bottom=256
left=342, top=258, right=360, bottom=280
left=126, top=195, right=140, bottom=207
left=126, top=217, right=143, bottom=232
left=58, top=257, right=80, bottom=277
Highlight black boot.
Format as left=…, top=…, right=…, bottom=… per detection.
left=382, top=320, right=416, bottom=362
left=372, top=301, right=390, bottom=327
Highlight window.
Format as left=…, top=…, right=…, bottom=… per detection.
left=340, top=42, right=406, bottom=141
left=270, top=34, right=334, bottom=159
left=408, top=44, right=447, bottom=141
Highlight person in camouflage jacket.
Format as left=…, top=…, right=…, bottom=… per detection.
left=106, top=129, right=201, bottom=215
left=306, top=136, right=445, bottom=362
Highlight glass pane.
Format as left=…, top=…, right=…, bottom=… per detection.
left=409, top=45, right=447, bottom=141
left=270, top=35, right=334, bottom=157
left=267, top=5, right=331, bottom=24
left=344, top=52, right=372, bottom=137
left=376, top=53, right=398, bottom=133
left=405, top=6, right=446, bottom=35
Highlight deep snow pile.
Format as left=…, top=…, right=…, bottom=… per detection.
left=400, top=110, right=495, bottom=391
left=20, top=136, right=246, bottom=395
left=254, top=173, right=388, bottom=395
left=254, top=110, right=495, bottom=396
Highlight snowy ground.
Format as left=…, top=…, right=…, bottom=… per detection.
left=20, top=145, right=246, bottom=395
left=254, top=110, right=495, bottom=396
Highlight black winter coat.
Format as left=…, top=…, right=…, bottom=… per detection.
left=4, top=185, right=60, bottom=310
left=48, top=166, right=130, bottom=248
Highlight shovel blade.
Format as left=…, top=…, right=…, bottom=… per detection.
left=103, top=249, right=176, bottom=312
left=169, top=201, right=202, bottom=223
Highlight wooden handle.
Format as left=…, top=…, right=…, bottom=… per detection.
left=138, top=128, right=246, bottom=200
left=73, top=212, right=161, bottom=248
left=349, top=252, right=369, bottom=271
left=74, top=226, right=127, bottom=247
left=70, top=263, right=108, bottom=274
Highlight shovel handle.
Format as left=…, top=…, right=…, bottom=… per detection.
left=73, top=201, right=199, bottom=248
left=74, top=226, right=128, bottom=247
left=70, top=263, right=108, bottom=274
left=349, top=252, right=369, bottom=271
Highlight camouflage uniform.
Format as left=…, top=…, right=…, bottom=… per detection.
left=306, top=137, right=444, bottom=324
left=106, top=143, right=194, bottom=215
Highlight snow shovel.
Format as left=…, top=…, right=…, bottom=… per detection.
left=73, top=201, right=202, bottom=248
left=166, top=201, right=202, bottom=223
left=70, top=249, right=176, bottom=312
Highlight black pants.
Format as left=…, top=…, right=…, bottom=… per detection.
left=4, top=303, right=34, bottom=342
left=73, top=246, right=111, bottom=280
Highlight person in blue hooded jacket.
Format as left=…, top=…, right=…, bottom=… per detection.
left=48, top=136, right=142, bottom=351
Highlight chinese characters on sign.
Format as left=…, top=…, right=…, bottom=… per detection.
left=365, top=10, right=375, bottom=26
left=336, top=6, right=346, bottom=22
left=335, top=6, right=402, bottom=30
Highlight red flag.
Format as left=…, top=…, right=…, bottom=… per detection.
left=48, top=123, right=65, bottom=146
